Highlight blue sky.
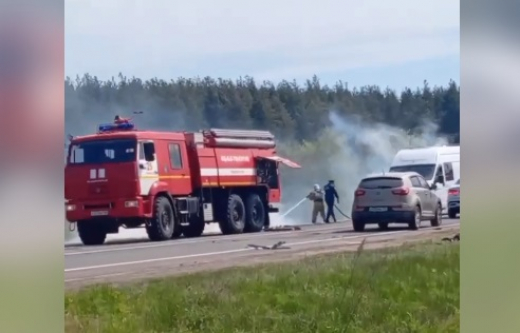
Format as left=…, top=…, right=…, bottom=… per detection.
left=65, top=0, right=459, bottom=91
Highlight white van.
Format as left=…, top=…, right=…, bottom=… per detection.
left=389, top=146, right=460, bottom=214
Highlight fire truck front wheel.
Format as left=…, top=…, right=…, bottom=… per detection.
left=244, top=194, right=266, bottom=233
left=146, top=196, right=175, bottom=241
left=219, top=194, right=246, bottom=235
left=77, top=220, right=107, bottom=245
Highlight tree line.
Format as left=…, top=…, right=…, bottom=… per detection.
left=65, top=74, right=460, bottom=143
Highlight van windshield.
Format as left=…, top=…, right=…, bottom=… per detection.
left=389, top=164, right=436, bottom=180
left=68, top=139, right=137, bottom=165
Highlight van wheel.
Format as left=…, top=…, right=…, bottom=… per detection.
left=353, top=219, right=365, bottom=232
left=244, top=194, right=266, bottom=233
left=77, top=220, right=107, bottom=245
left=409, top=206, right=421, bottom=230
left=431, top=204, right=443, bottom=227
left=147, top=196, right=175, bottom=241
left=378, top=222, right=389, bottom=230
left=219, top=194, right=246, bottom=235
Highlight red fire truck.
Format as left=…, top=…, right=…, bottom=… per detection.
left=65, top=120, right=301, bottom=245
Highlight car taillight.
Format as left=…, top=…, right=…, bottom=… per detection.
left=449, top=189, right=460, bottom=195
left=354, top=189, right=365, bottom=196
left=391, top=187, right=410, bottom=195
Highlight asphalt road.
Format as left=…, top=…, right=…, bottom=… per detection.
left=64, top=219, right=460, bottom=290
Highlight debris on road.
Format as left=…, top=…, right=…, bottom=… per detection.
left=264, top=226, right=301, bottom=232
left=442, top=233, right=460, bottom=242
left=247, top=241, right=290, bottom=250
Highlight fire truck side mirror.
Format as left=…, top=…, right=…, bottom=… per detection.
left=143, top=142, right=155, bottom=162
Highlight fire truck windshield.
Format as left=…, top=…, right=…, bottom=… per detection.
left=68, top=139, right=137, bottom=165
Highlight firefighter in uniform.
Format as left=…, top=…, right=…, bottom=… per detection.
left=307, top=184, right=326, bottom=223
left=324, top=180, right=339, bottom=223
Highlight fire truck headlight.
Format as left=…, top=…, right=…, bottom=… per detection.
left=125, top=200, right=139, bottom=208
left=66, top=204, right=76, bottom=211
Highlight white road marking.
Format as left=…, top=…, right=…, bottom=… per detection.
left=64, top=223, right=350, bottom=256
left=65, top=248, right=250, bottom=272
left=64, top=226, right=458, bottom=273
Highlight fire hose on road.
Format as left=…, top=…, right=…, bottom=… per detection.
left=277, top=197, right=352, bottom=221
left=334, top=204, right=351, bottom=219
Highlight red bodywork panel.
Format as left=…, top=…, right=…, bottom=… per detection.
left=65, top=162, right=137, bottom=201
left=64, top=129, right=300, bottom=222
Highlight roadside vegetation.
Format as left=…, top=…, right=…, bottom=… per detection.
left=65, top=241, right=459, bottom=333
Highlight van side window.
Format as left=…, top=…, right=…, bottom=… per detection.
left=410, top=176, right=421, bottom=188
left=169, top=143, right=183, bottom=169
left=443, top=162, right=454, bottom=181
left=435, top=166, right=443, bottom=177
left=435, top=166, right=444, bottom=182
left=418, top=176, right=430, bottom=189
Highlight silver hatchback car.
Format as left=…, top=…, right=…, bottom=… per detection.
left=351, top=172, right=442, bottom=231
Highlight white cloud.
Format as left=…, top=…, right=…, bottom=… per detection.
left=65, top=0, right=460, bottom=79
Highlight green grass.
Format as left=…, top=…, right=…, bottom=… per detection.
left=65, top=241, right=459, bottom=333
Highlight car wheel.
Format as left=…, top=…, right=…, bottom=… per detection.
left=448, top=208, right=457, bottom=219
left=431, top=203, right=442, bottom=227
left=378, top=222, right=389, bottom=230
left=353, top=219, right=365, bottom=232
left=408, top=206, right=421, bottom=230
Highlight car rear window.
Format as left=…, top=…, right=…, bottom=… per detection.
left=359, top=177, right=403, bottom=189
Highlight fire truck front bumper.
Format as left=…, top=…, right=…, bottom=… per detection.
left=65, top=197, right=150, bottom=222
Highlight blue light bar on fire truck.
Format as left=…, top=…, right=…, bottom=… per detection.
left=97, top=122, right=135, bottom=133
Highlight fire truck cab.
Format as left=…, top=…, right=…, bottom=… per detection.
left=65, top=120, right=301, bottom=245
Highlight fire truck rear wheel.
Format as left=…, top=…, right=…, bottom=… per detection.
left=219, top=194, right=246, bottom=235
left=77, top=220, right=107, bottom=246
left=244, top=194, right=266, bottom=233
left=146, top=196, right=175, bottom=241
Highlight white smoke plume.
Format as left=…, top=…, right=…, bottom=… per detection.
left=274, top=111, right=449, bottom=225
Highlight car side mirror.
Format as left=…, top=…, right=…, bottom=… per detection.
left=429, top=183, right=437, bottom=190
